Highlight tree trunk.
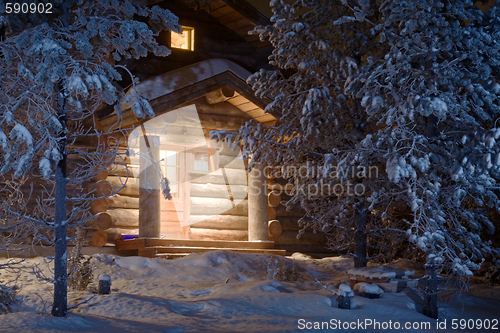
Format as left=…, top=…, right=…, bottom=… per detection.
left=423, top=263, right=439, bottom=319
left=353, top=202, right=367, bottom=268
left=52, top=81, right=68, bottom=316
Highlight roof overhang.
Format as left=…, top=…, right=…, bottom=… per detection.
left=99, top=59, right=277, bottom=131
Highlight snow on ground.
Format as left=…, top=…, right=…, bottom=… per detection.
left=0, top=251, right=498, bottom=332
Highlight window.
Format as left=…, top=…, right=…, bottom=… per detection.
left=171, top=26, right=194, bottom=51
left=193, top=151, right=210, bottom=172
left=189, top=147, right=219, bottom=174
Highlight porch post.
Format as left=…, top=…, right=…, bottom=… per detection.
left=248, top=163, right=268, bottom=241
left=139, top=136, right=161, bottom=238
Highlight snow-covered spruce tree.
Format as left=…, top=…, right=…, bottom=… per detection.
left=214, top=0, right=499, bottom=286
left=342, top=0, right=500, bottom=280
left=0, top=0, right=178, bottom=317
left=213, top=0, right=408, bottom=268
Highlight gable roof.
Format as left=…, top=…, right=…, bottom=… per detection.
left=99, top=59, right=277, bottom=132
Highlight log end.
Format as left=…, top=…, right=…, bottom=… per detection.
left=268, top=219, right=283, bottom=238
left=88, top=230, right=108, bottom=247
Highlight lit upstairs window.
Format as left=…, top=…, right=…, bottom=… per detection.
left=171, top=26, right=194, bottom=51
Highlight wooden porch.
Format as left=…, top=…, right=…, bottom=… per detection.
left=115, top=238, right=286, bottom=259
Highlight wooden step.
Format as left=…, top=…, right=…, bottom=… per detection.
left=153, top=246, right=286, bottom=256
left=116, top=238, right=276, bottom=251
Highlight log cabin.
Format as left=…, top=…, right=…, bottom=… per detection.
left=83, top=0, right=336, bottom=258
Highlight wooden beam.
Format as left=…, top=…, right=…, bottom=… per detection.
left=190, top=183, right=247, bottom=199
left=107, top=195, right=139, bottom=209
left=189, top=228, right=247, bottom=241
left=196, top=98, right=252, bottom=118
left=142, top=237, right=275, bottom=249
left=138, top=135, right=161, bottom=238
left=98, top=71, right=276, bottom=131
left=205, top=87, right=235, bottom=104
left=189, top=215, right=248, bottom=230
left=248, top=163, right=268, bottom=241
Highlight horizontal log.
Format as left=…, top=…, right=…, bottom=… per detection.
left=189, top=183, right=247, bottom=199
left=92, top=170, right=109, bottom=182
left=100, top=109, right=138, bottom=132
left=107, top=195, right=139, bottom=209
left=106, top=176, right=140, bottom=197
left=188, top=215, right=248, bottom=230
left=87, top=230, right=108, bottom=247
left=108, top=208, right=139, bottom=228
left=85, top=212, right=112, bottom=231
left=189, top=228, right=248, bottom=241
left=268, top=206, right=277, bottom=220
left=268, top=220, right=283, bottom=238
left=190, top=169, right=247, bottom=185
left=268, top=191, right=281, bottom=208
left=273, top=230, right=328, bottom=245
left=278, top=216, right=303, bottom=231
left=205, top=87, right=235, bottom=104
left=107, top=164, right=136, bottom=178
left=190, top=197, right=248, bottom=216
left=91, top=199, right=109, bottom=215
left=85, top=181, right=113, bottom=197
left=105, top=227, right=139, bottom=242
left=275, top=204, right=305, bottom=217
left=106, top=208, right=189, bottom=227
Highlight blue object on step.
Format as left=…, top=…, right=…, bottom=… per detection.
left=122, top=235, right=139, bottom=240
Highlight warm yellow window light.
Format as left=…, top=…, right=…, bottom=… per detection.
left=171, top=26, right=194, bottom=51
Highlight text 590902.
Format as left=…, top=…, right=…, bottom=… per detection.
left=5, top=2, right=53, bottom=14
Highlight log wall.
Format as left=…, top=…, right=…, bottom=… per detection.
left=267, top=178, right=338, bottom=257
left=101, top=101, right=335, bottom=255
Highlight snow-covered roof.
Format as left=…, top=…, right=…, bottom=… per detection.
left=102, top=59, right=276, bottom=131
left=131, top=59, right=253, bottom=102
